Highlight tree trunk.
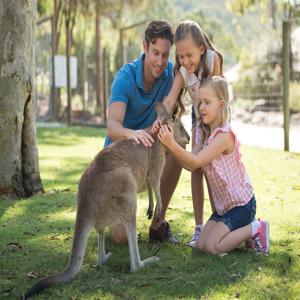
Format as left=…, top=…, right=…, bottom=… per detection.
left=95, top=2, right=103, bottom=115
left=66, top=17, right=72, bottom=125
left=0, top=0, right=44, bottom=199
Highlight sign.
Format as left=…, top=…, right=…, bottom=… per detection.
left=50, top=55, right=77, bottom=88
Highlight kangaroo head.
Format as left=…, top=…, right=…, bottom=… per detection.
left=155, top=102, right=173, bottom=127
left=173, top=119, right=190, bottom=148
left=155, top=102, right=190, bottom=148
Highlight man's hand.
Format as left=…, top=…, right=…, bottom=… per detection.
left=158, top=124, right=175, bottom=147
left=129, top=130, right=154, bottom=147
left=151, top=119, right=163, bottom=135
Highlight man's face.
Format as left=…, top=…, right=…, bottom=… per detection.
left=143, top=38, right=172, bottom=80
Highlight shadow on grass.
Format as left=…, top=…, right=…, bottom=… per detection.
left=0, top=156, right=89, bottom=228
left=2, top=191, right=297, bottom=299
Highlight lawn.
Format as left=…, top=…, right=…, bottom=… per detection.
left=0, top=126, right=300, bottom=300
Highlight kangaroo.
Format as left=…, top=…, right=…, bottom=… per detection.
left=24, top=102, right=190, bottom=299
left=146, top=114, right=190, bottom=219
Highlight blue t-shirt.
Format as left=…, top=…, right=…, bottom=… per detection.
left=104, top=54, right=173, bottom=145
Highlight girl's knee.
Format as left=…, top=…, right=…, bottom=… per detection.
left=196, top=240, right=215, bottom=254
left=212, top=243, right=223, bottom=255
left=205, top=245, right=216, bottom=254
left=203, top=243, right=220, bottom=255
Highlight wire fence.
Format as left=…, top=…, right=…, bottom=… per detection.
left=228, top=20, right=300, bottom=133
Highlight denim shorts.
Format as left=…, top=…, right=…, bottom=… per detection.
left=208, top=196, right=256, bottom=232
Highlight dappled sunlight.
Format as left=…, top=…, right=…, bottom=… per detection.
left=0, top=199, right=27, bottom=223
left=1, top=127, right=299, bottom=299
left=46, top=209, right=76, bottom=223
left=37, top=127, right=106, bottom=146
left=39, top=141, right=100, bottom=159
left=37, top=128, right=105, bottom=193
left=39, top=156, right=92, bottom=191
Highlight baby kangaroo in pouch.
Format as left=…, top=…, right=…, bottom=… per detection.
left=24, top=102, right=190, bottom=299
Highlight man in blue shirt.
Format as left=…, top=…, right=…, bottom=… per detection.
left=106, top=20, right=181, bottom=244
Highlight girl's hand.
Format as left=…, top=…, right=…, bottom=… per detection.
left=151, top=119, right=162, bottom=135
left=158, top=124, right=174, bottom=147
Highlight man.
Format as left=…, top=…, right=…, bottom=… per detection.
left=105, top=20, right=182, bottom=244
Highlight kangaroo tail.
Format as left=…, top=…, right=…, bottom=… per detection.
left=24, top=214, right=91, bottom=299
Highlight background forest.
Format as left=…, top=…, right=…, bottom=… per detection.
left=35, top=0, right=300, bottom=124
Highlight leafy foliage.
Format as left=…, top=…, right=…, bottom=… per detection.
left=226, top=0, right=269, bottom=15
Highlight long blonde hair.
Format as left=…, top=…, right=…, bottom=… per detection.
left=197, top=76, right=230, bottom=144
left=173, top=20, right=223, bottom=117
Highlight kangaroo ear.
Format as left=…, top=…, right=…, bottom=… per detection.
left=155, top=101, right=168, bottom=117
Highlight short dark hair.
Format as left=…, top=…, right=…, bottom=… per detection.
left=144, top=20, right=174, bottom=46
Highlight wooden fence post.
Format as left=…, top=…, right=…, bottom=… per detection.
left=282, top=19, right=291, bottom=151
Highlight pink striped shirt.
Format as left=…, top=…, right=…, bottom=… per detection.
left=196, top=123, right=253, bottom=216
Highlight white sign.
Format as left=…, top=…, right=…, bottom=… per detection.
left=51, top=55, right=77, bottom=88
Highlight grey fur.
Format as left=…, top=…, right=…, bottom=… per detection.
left=23, top=103, right=189, bottom=299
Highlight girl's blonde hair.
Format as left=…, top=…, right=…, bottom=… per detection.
left=197, top=76, right=230, bottom=144
left=173, top=20, right=223, bottom=117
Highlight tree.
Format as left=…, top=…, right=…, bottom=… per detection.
left=226, top=0, right=269, bottom=15
left=0, top=1, right=44, bottom=199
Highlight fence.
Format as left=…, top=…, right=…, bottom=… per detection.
left=228, top=19, right=300, bottom=135
left=35, top=11, right=300, bottom=152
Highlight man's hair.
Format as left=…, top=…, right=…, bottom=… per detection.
left=144, top=20, right=174, bottom=46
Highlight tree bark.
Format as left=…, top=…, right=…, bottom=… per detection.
left=95, top=2, right=103, bottom=114
left=0, top=0, right=44, bottom=199
left=66, top=15, right=72, bottom=125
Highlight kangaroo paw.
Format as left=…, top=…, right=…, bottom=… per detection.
left=146, top=209, right=153, bottom=220
left=93, top=252, right=112, bottom=267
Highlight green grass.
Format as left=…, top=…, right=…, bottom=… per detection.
left=1, top=126, right=300, bottom=300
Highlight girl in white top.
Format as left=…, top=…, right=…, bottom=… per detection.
left=153, top=20, right=223, bottom=246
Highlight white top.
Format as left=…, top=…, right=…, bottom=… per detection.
left=179, top=48, right=215, bottom=118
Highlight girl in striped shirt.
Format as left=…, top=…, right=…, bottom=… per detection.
left=158, top=76, right=269, bottom=255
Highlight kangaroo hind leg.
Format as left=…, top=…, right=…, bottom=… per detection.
left=94, top=230, right=112, bottom=267
left=125, top=217, right=159, bottom=273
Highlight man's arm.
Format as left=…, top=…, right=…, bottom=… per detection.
left=107, top=102, right=154, bottom=147
left=152, top=72, right=184, bottom=134
left=163, top=72, right=184, bottom=113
